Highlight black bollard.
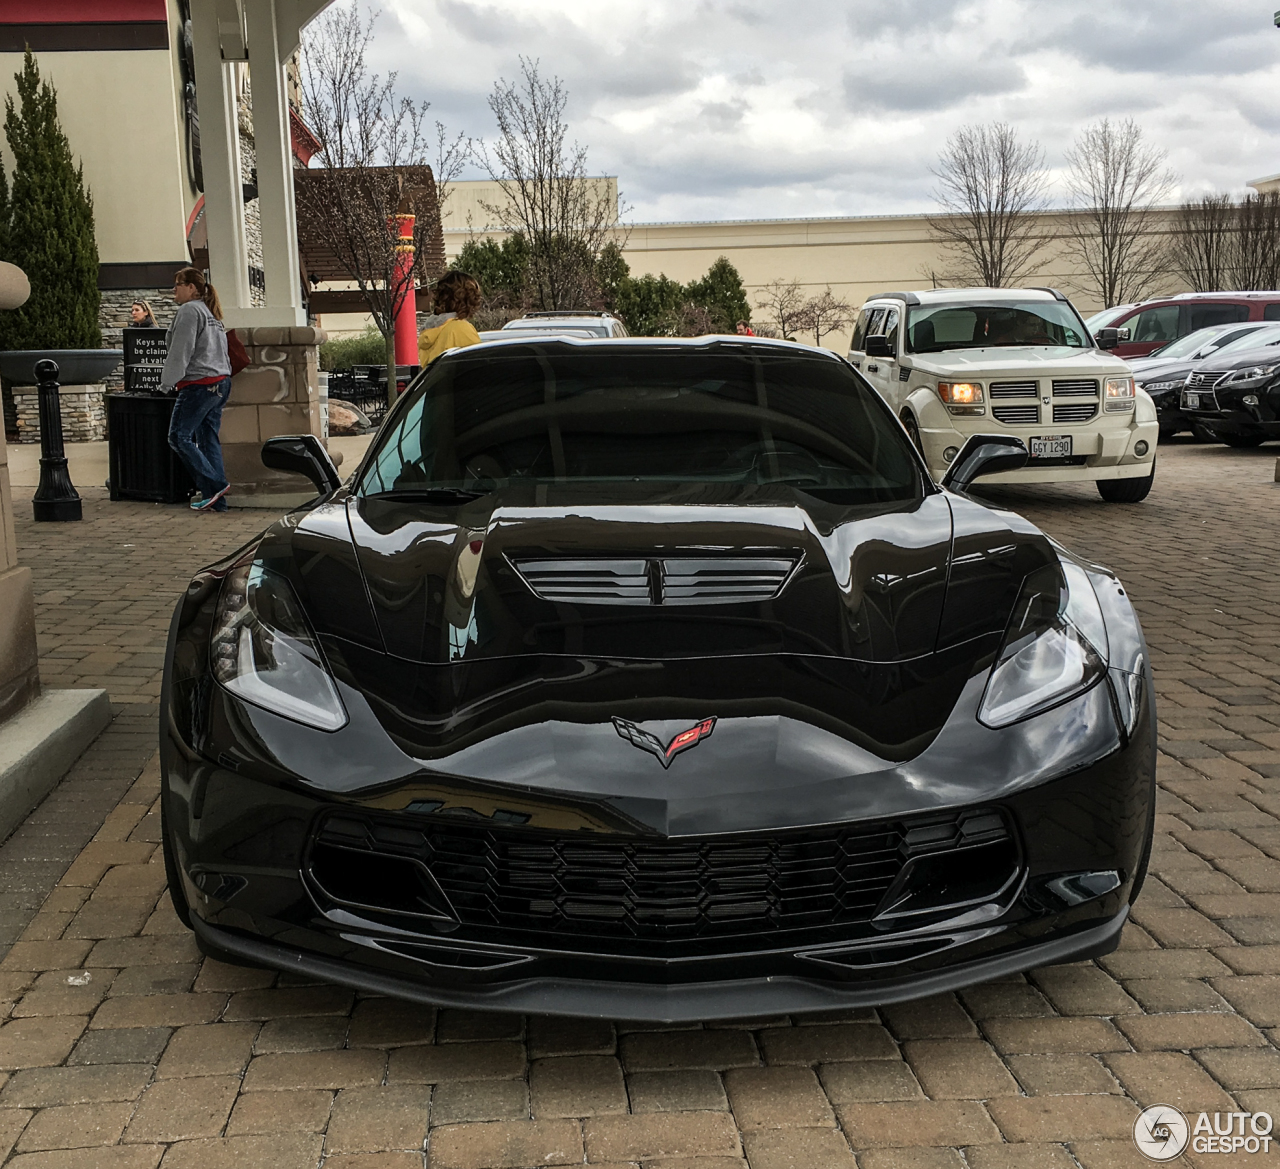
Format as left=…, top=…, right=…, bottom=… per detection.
left=32, top=358, right=82, bottom=522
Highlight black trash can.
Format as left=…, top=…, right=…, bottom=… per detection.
left=107, top=393, right=196, bottom=504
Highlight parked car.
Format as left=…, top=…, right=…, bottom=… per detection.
left=500, top=311, right=630, bottom=338
left=1088, top=292, right=1280, bottom=360
left=1129, top=322, right=1280, bottom=439
left=848, top=288, right=1158, bottom=502
left=1179, top=335, right=1280, bottom=447
left=161, top=337, right=1154, bottom=1020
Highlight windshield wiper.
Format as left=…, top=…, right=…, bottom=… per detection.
left=364, top=487, right=491, bottom=503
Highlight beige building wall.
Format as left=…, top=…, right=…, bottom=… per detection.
left=0, top=4, right=193, bottom=267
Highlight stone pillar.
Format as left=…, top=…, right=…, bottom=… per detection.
left=11, top=385, right=107, bottom=444
left=219, top=325, right=328, bottom=506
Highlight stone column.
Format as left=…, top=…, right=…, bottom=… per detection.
left=220, top=325, right=329, bottom=506
left=0, top=419, right=39, bottom=722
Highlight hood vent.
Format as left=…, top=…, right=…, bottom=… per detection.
left=509, top=555, right=798, bottom=606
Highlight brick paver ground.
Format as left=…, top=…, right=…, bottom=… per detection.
left=0, top=441, right=1277, bottom=1168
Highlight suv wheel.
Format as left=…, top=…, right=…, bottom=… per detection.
left=900, top=412, right=924, bottom=455
left=1097, top=461, right=1155, bottom=503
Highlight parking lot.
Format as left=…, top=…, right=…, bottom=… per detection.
left=0, top=439, right=1277, bottom=1169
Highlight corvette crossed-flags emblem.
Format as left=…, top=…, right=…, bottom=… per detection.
left=611, top=716, right=717, bottom=768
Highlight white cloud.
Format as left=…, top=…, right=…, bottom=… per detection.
left=349, top=0, right=1280, bottom=220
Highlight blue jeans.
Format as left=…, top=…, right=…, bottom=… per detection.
left=168, top=376, right=232, bottom=509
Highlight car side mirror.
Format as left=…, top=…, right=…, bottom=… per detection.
left=261, top=434, right=342, bottom=495
left=940, top=434, right=1029, bottom=493
left=864, top=335, right=894, bottom=357
left=1095, top=326, right=1131, bottom=349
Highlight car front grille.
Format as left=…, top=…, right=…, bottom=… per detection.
left=309, top=809, right=1015, bottom=952
left=1052, top=379, right=1098, bottom=396
left=1052, top=402, right=1098, bottom=423
left=992, top=404, right=1040, bottom=425
left=509, top=556, right=797, bottom=606
left=1186, top=370, right=1227, bottom=390
left=988, top=381, right=1038, bottom=399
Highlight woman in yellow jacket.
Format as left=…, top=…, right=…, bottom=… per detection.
left=419, top=270, right=483, bottom=366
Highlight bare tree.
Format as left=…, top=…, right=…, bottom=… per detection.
left=929, top=122, right=1049, bottom=286
left=754, top=278, right=807, bottom=338
left=1231, top=191, right=1280, bottom=291
left=797, top=286, right=854, bottom=347
left=476, top=58, right=625, bottom=310
left=297, top=5, right=460, bottom=399
left=1061, top=119, right=1175, bottom=306
left=1169, top=194, right=1237, bottom=291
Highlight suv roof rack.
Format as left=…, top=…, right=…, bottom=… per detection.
left=1027, top=286, right=1068, bottom=301
left=864, top=291, right=921, bottom=306
left=519, top=310, right=615, bottom=319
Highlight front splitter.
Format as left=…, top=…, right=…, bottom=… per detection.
left=191, top=906, right=1128, bottom=1023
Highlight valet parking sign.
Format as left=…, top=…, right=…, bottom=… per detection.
left=1134, top=1104, right=1273, bottom=1159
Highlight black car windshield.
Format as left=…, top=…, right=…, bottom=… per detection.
left=358, top=346, right=923, bottom=505
left=907, top=301, right=1089, bottom=353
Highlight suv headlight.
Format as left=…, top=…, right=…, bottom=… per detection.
left=978, top=560, right=1108, bottom=729
left=211, top=563, right=348, bottom=731
left=1104, top=376, right=1135, bottom=412
left=936, top=382, right=985, bottom=416
left=1225, top=363, right=1280, bottom=387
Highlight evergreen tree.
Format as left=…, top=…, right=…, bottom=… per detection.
left=0, top=49, right=101, bottom=351
left=0, top=156, right=9, bottom=262
left=452, top=233, right=531, bottom=305
left=684, top=256, right=751, bottom=333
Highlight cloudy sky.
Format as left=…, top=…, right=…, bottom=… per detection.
left=350, top=0, right=1280, bottom=223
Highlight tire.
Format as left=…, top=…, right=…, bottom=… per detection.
left=1097, top=460, right=1155, bottom=503
left=900, top=411, right=924, bottom=456
left=1222, top=433, right=1266, bottom=448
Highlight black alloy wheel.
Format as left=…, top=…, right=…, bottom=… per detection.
left=1097, top=460, right=1156, bottom=503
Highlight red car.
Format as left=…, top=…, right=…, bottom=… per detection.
left=1086, top=293, right=1280, bottom=359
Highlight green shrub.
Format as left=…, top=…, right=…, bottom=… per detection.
left=320, top=326, right=388, bottom=371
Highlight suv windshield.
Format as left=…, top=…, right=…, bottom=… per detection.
left=359, top=347, right=923, bottom=505
left=1084, top=306, right=1131, bottom=332
left=1147, top=326, right=1252, bottom=360
left=907, top=301, right=1089, bottom=353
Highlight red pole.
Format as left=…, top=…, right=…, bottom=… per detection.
left=391, top=212, right=417, bottom=367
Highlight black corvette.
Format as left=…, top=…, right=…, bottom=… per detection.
left=161, top=337, right=1155, bottom=1021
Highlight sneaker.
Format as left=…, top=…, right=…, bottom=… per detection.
left=194, top=484, right=230, bottom=512
left=188, top=495, right=204, bottom=510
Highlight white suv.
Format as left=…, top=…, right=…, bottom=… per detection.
left=500, top=311, right=630, bottom=338
left=848, top=288, right=1159, bottom=502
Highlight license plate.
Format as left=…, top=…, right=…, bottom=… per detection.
left=1030, top=435, right=1072, bottom=459
left=1185, top=393, right=1200, bottom=408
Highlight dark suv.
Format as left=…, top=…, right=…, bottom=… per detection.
left=1087, top=293, right=1280, bottom=359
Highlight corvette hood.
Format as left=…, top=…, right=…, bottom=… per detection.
left=250, top=487, right=1058, bottom=766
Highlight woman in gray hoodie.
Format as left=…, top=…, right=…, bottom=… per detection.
left=163, top=267, right=232, bottom=512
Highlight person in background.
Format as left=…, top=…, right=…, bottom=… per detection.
left=128, top=300, right=159, bottom=328
left=419, top=271, right=483, bottom=366
left=163, top=267, right=233, bottom=513
left=735, top=320, right=756, bottom=336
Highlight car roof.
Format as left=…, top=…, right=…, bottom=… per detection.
left=864, top=287, right=1063, bottom=307
left=1122, top=291, right=1280, bottom=311
left=503, top=316, right=619, bottom=328
left=458, top=334, right=842, bottom=360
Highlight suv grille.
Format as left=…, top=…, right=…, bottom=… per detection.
left=309, top=809, right=1015, bottom=952
left=992, top=404, right=1039, bottom=425
left=1186, top=370, right=1227, bottom=389
left=1052, top=379, right=1098, bottom=397
left=989, top=381, right=1038, bottom=399
left=509, top=556, right=796, bottom=606
left=1052, top=402, right=1098, bottom=423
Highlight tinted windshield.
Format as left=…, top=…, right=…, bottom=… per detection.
left=906, top=301, right=1089, bottom=353
left=1147, top=326, right=1243, bottom=360
left=1212, top=324, right=1280, bottom=356
left=1084, top=306, right=1131, bottom=332
left=359, top=347, right=923, bottom=505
